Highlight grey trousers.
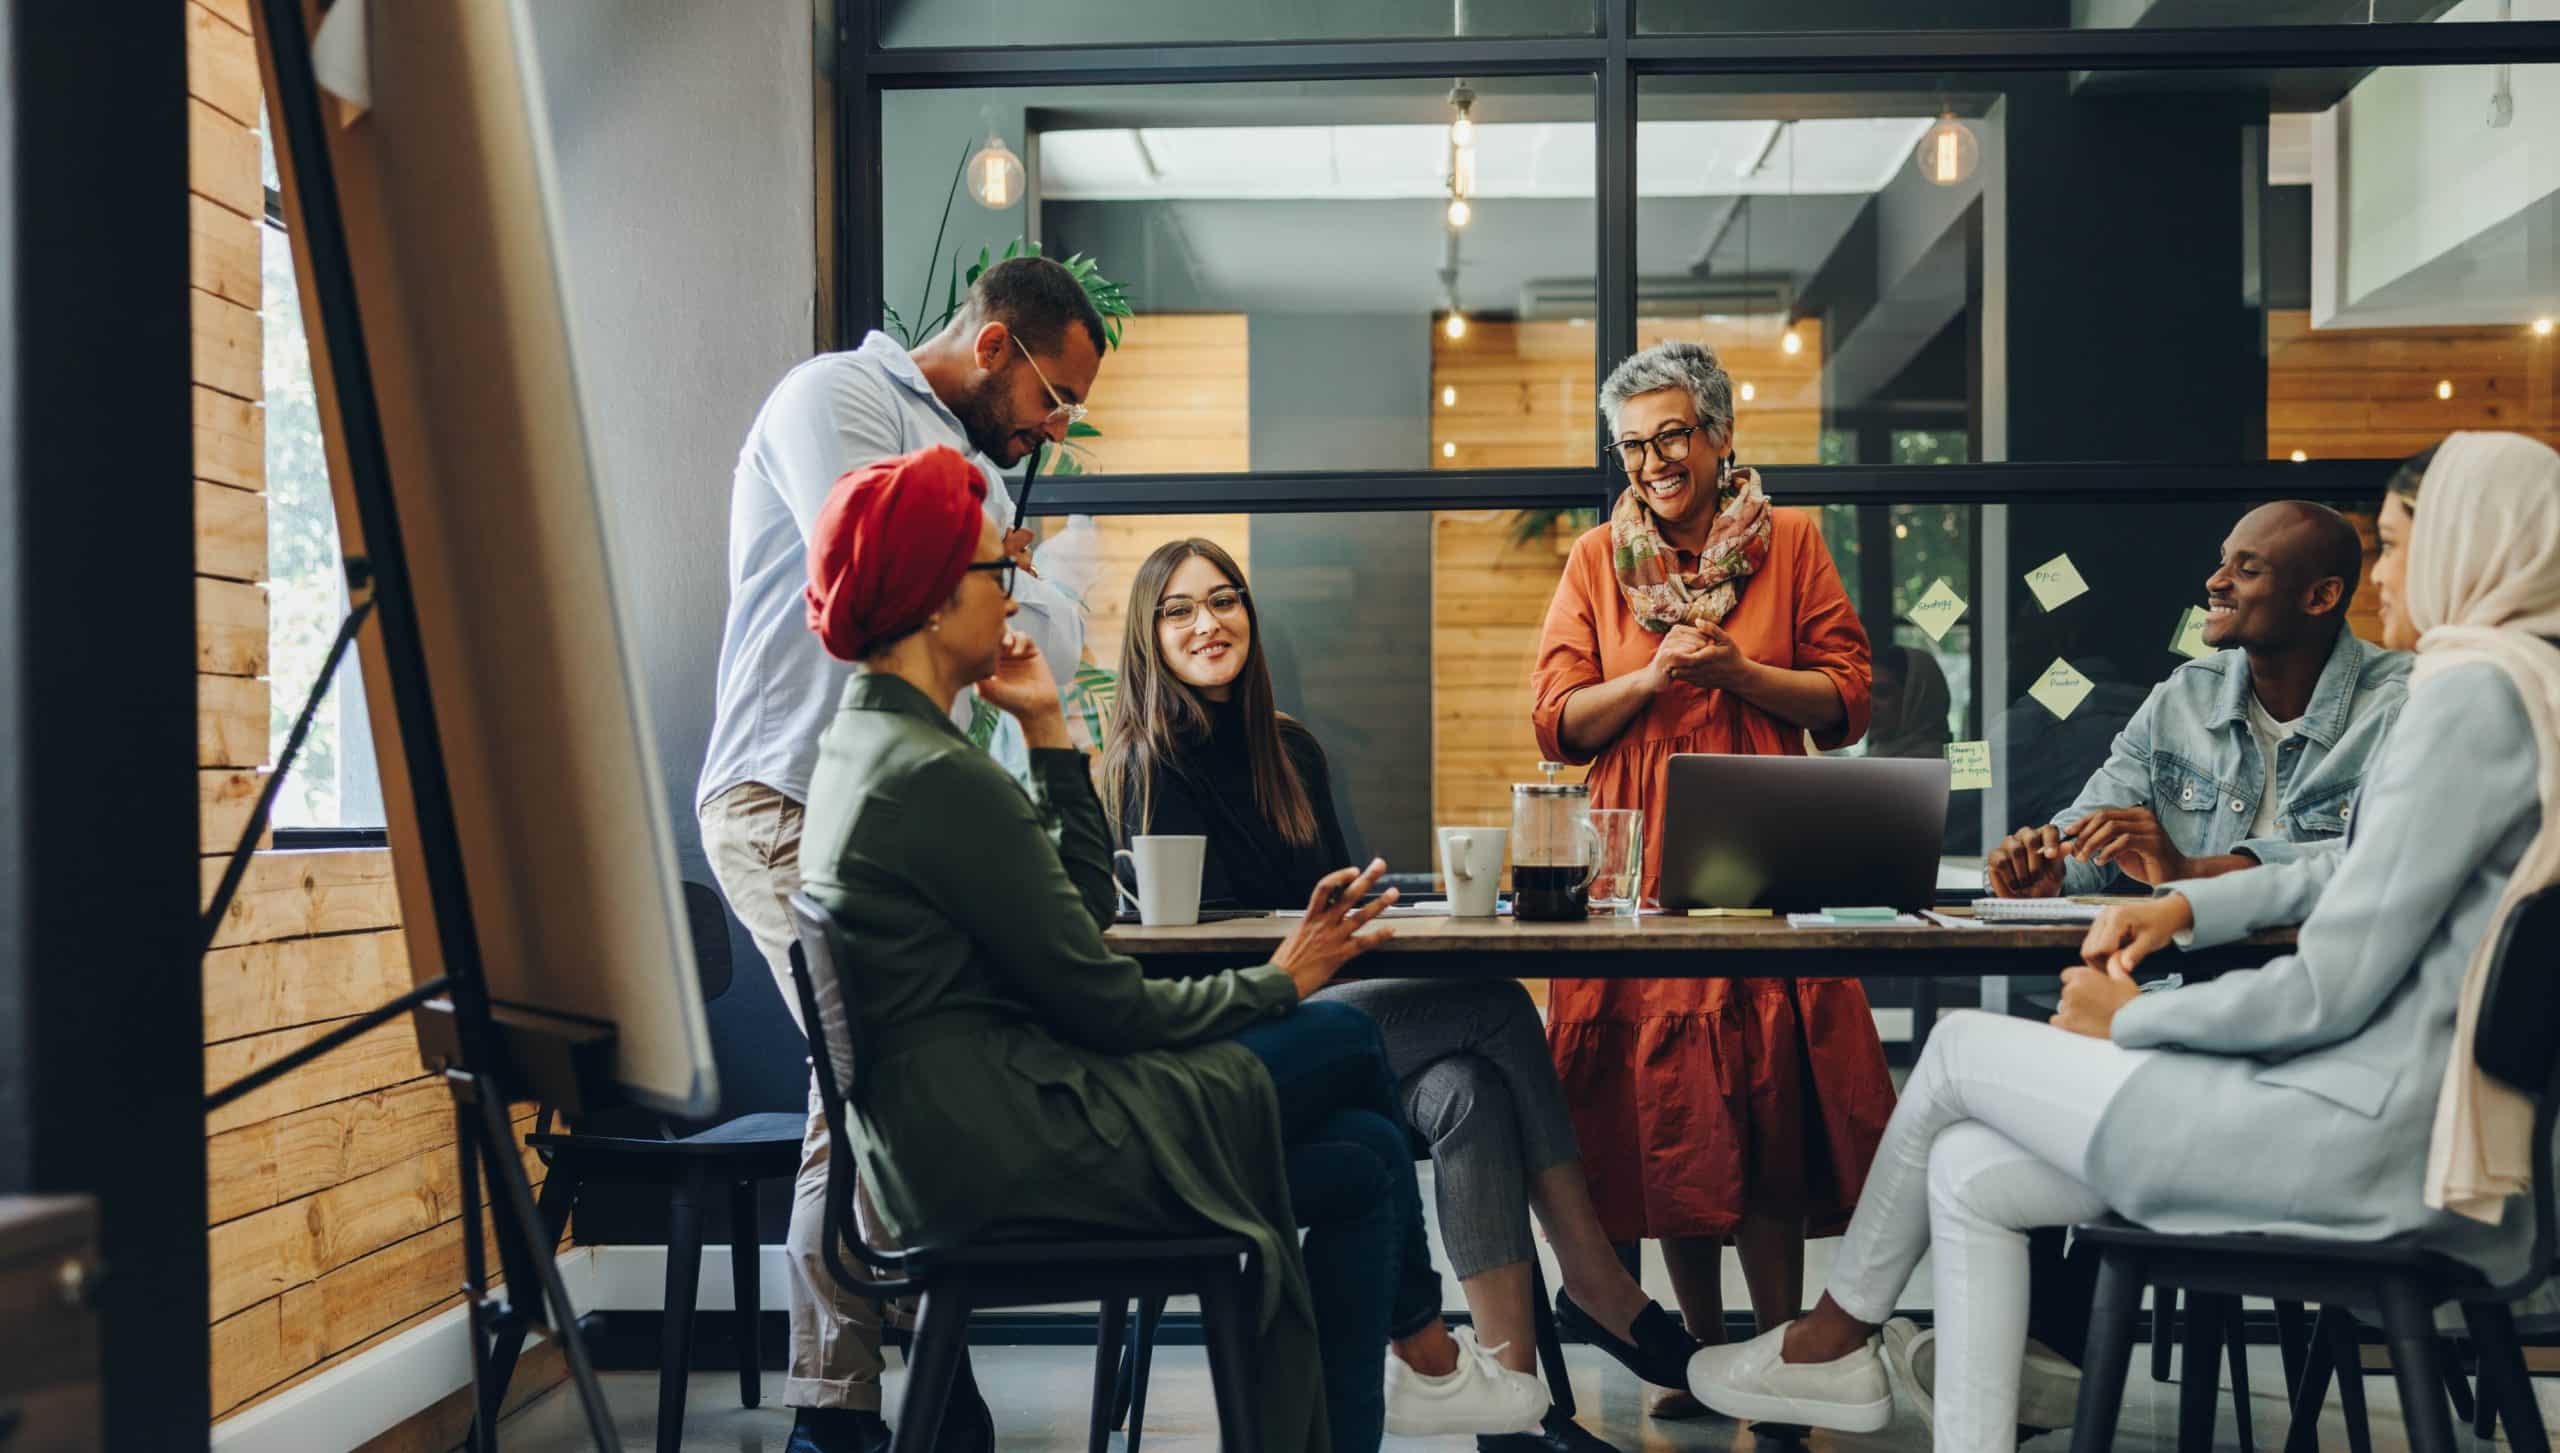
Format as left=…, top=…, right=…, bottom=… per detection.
left=1313, top=978, right=1583, bottom=1280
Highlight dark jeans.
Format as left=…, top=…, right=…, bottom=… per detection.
left=1235, top=1000, right=1444, bottom=1453
left=2028, top=1224, right=2101, bottom=1367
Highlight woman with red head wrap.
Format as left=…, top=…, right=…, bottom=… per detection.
left=793, top=447, right=1537, bottom=1450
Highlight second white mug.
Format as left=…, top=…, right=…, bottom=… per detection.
left=1436, top=826, right=1510, bottom=918
left=1113, top=835, right=1207, bottom=927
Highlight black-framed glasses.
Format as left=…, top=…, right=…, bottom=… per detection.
left=1157, top=587, right=1248, bottom=627
left=963, top=559, right=1018, bottom=598
left=1608, top=425, right=1701, bottom=474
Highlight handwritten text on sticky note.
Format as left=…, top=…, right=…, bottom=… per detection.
left=2170, top=606, right=2215, bottom=660
left=1906, top=578, right=1969, bottom=643
left=2025, top=553, right=2091, bottom=612
left=2029, top=658, right=2096, bottom=720
left=1946, top=740, right=1992, bottom=790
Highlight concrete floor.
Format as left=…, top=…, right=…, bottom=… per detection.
left=501, top=1341, right=2557, bottom=1451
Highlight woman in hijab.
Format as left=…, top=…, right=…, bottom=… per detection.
left=1687, top=430, right=2560, bottom=1451
left=793, top=445, right=1540, bottom=1452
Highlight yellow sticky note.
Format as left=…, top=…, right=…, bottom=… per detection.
left=2169, top=606, right=2215, bottom=660
left=1946, top=740, right=1992, bottom=790
left=1906, top=578, right=1969, bottom=643
left=2030, top=658, right=2096, bottom=720
left=2025, top=553, right=2090, bottom=611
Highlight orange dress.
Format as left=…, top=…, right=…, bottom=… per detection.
left=1530, top=507, right=1894, bottom=1240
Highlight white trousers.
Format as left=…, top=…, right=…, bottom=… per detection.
left=1824, top=1010, right=2156, bottom=1453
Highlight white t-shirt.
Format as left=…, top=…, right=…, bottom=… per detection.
left=2243, top=692, right=2302, bottom=840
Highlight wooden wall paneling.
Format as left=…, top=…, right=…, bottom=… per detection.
left=188, top=96, right=262, bottom=221
left=198, top=672, right=270, bottom=769
left=191, top=289, right=263, bottom=401
left=185, top=0, right=261, bottom=127
left=195, top=386, right=266, bottom=491
left=199, top=849, right=401, bottom=948
left=196, top=480, right=267, bottom=581
left=195, top=0, right=253, bottom=35
left=190, top=193, right=263, bottom=311
left=202, top=1020, right=429, bottom=1136
left=205, top=1078, right=456, bottom=1226
left=200, top=768, right=272, bottom=854
left=197, top=575, right=269, bottom=676
left=203, top=928, right=409, bottom=1044
left=2266, top=309, right=2560, bottom=460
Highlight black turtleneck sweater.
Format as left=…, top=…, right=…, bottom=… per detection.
left=1119, top=696, right=1352, bottom=910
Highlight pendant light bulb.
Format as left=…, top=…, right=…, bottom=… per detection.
left=966, top=131, right=1026, bottom=210
left=1913, top=113, right=1979, bottom=188
left=2534, top=317, right=2555, bottom=337
left=1445, top=311, right=1469, bottom=341
left=1447, top=197, right=1473, bottom=229
left=1781, top=328, right=1802, bottom=356
left=1739, top=381, right=1757, bottom=403
left=1451, top=113, right=1475, bottom=147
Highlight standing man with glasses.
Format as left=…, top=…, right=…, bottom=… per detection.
left=697, top=258, right=1106, bottom=1453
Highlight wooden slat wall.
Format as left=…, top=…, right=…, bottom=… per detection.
left=1427, top=319, right=1827, bottom=841
left=191, top=8, right=554, bottom=1428
left=1042, top=314, right=1251, bottom=675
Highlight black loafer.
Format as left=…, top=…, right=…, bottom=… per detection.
left=1478, top=1407, right=1629, bottom=1451
left=786, top=1408, right=892, bottom=1453
left=1554, top=1289, right=1702, bottom=1390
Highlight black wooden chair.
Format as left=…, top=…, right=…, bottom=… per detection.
left=487, top=881, right=803, bottom=1452
left=784, top=894, right=1267, bottom=1453
left=2067, top=884, right=2560, bottom=1453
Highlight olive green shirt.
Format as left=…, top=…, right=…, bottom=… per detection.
left=797, top=670, right=1328, bottom=1451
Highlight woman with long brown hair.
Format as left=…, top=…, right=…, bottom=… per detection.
left=1106, top=538, right=1701, bottom=1452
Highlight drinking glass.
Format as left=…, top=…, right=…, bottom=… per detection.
left=1587, top=808, right=1644, bottom=918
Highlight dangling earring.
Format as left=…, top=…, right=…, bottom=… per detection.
left=1716, top=452, right=1735, bottom=492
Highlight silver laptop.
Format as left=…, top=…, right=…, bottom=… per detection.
left=1656, top=754, right=1950, bottom=913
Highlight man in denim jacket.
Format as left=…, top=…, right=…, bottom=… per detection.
left=1989, top=501, right=2410, bottom=899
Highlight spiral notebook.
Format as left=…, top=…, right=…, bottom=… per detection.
left=1969, top=897, right=2118, bottom=924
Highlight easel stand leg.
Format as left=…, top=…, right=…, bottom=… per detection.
left=449, top=1068, right=622, bottom=1451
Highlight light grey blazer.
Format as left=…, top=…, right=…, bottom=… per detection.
left=2084, top=661, right=2545, bottom=1282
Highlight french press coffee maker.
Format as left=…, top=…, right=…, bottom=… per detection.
left=1512, top=762, right=1598, bottom=921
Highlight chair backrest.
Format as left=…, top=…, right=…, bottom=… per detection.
left=682, top=880, right=734, bottom=1004
left=2471, top=883, right=2560, bottom=1294
left=783, top=891, right=910, bottom=1292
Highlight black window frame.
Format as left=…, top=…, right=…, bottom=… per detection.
left=830, top=0, right=2560, bottom=517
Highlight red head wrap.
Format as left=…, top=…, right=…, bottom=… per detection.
left=804, top=444, right=989, bottom=661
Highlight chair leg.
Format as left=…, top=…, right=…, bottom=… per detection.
left=2375, top=1277, right=2459, bottom=1453
left=890, top=1288, right=971, bottom=1453
left=2466, top=1301, right=2549, bottom=1453
left=658, top=1172, right=708, bottom=1453
left=2152, top=1285, right=2179, bottom=1385
left=1089, top=1298, right=1129, bottom=1453
left=2177, top=1291, right=2226, bottom=1453
left=729, top=1180, right=762, bottom=1410
left=1124, top=1293, right=1166, bottom=1449
left=2439, top=1347, right=2476, bottom=1427
left=2221, top=1296, right=2256, bottom=1453
left=2326, top=1307, right=2376, bottom=1453
left=482, top=1165, right=577, bottom=1430
left=2273, top=1299, right=2311, bottom=1401
left=1197, top=1256, right=1263, bottom=1453
left=2281, top=1306, right=2339, bottom=1453
left=1529, top=1258, right=1576, bottom=1419
left=2068, top=1250, right=2144, bottom=1453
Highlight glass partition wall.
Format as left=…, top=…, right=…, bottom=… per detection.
left=840, top=4, right=2560, bottom=890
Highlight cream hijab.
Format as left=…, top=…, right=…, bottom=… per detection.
left=2413, top=431, right=2560, bottom=1225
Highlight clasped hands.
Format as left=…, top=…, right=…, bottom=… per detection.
left=1645, top=621, right=1756, bottom=694
left=2050, top=893, right=2194, bottom=1039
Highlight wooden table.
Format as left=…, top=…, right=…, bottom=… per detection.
left=1106, top=912, right=2298, bottom=983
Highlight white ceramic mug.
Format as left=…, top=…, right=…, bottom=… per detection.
left=1436, top=826, right=1510, bottom=918
left=1113, top=835, right=1207, bottom=927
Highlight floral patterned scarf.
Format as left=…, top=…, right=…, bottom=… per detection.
left=1610, top=464, right=1773, bottom=632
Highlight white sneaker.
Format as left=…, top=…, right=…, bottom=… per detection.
left=1685, top=1322, right=1894, bottom=1434
left=1383, top=1325, right=1553, bottom=1436
left=1881, top=1316, right=2082, bottom=1433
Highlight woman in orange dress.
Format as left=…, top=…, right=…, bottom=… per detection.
left=1530, top=339, right=1893, bottom=1412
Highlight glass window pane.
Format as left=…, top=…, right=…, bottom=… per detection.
left=880, top=0, right=1592, bottom=49
left=882, top=79, right=1595, bottom=478
left=1640, top=0, right=2542, bottom=33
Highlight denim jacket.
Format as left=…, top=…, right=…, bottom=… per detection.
left=2053, top=628, right=2411, bottom=895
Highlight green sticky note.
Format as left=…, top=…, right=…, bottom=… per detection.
left=1821, top=906, right=1901, bottom=921
left=2169, top=606, right=2215, bottom=660
left=1906, top=578, right=1969, bottom=643
left=2029, top=657, right=2096, bottom=720
left=2024, top=553, right=2091, bottom=612
left=1946, top=740, right=1992, bottom=791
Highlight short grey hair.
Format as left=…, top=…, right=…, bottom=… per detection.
left=1598, top=340, right=1734, bottom=446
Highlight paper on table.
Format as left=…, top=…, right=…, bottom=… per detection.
left=1945, top=740, right=1992, bottom=790
left=1786, top=912, right=1928, bottom=929
left=2028, top=658, right=2096, bottom=720
left=1922, top=910, right=1994, bottom=930
left=2025, top=553, right=2091, bottom=612
left=1276, top=901, right=1461, bottom=919
left=1906, top=578, right=1969, bottom=643
left=2169, top=605, right=2215, bottom=660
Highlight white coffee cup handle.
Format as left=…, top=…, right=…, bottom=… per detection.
left=1111, top=849, right=1144, bottom=917
left=1446, top=831, right=1475, bottom=883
